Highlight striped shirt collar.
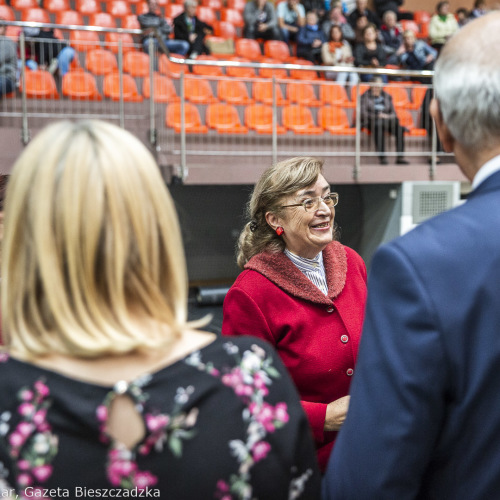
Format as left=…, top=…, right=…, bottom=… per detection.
left=284, top=249, right=328, bottom=295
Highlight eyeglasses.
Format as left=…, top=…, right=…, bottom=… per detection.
left=281, top=192, right=339, bottom=212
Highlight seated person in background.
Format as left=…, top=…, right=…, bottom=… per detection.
left=374, top=0, right=413, bottom=21
left=353, top=14, right=368, bottom=45
left=469, top=0, right=488, bottom=19
left=456, top=7, right=470, bottom=27
left=0, top=22, right=17, bottom=97
left=26, top=27, right=76, bottom=76
left=380, top=10, right=403, bottom=64
left=301, top=0, right=328, bottom=23
left=322, top=1, right=356, bottom=45
left=243, top=0, right=281, bottom=41
left=277, top=0, right=305, bottom=46
left=428, top=0, right=459, bottom=52
left=297, top=11, right=326, bottom=64
left=354, top=23, right=387, bottom=82
left=0, top=120, right=322, bottom=498
left=322, top=24, right=359, bottom=84
left=360, top=76, right=408, bottom=164
left=398, top=29, right=436, bottom=80
left=173, top=0, right=213, bottom=58
left=139, top=0, right=190, bottom=56
left=348, top=0, right=380, bottom=29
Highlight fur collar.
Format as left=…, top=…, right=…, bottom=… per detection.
left=245, top=241, right=347, bottom=305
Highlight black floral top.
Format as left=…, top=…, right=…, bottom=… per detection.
left=0, top=337, right=321, bottom=499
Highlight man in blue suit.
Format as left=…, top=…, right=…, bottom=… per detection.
left=323, top=12, right=500, bottom=500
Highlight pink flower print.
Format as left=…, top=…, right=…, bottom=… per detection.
left=274, top=403, right=289, bottom=424
left=34, top=381, right=50, bottom=398
left=209, top=367, right=220, bottom=376
left=18, top=402, right=35, bottom=417
left=20, top=389, right=34, bottom=402
left=0, top=352, right=8, bottom=362
left=32, top=464, right=53, bottom=482
left=18, top=459, right=31, bottom=470
left=253, top=373, right=269, bottom=396
left=234, top=384, right=253, bottom=397
left=108, top=458, right=138, bottom=485
left=96, top=405, right=108, bottom=422
left=134, top=471, right=158, bottom=490
left=145, top=414, right=169, bottom=433
left=33, top=409, right=47, bottom=427
left=255, top=403, right=275, bottom=432
left=216, top=480, right=230, bottom=492
left=17, top=421, right=35, bottom=437
left=9, top=431, right=27, bottom=448
left=252, top=441, right=271, bottom=462
left=17, top=473, right=33, bottom=487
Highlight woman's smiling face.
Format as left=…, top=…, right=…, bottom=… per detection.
left=267, top=174, right=335, bottom=259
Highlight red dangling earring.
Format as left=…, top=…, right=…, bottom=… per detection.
left=276, top=226, right=284, bottom=236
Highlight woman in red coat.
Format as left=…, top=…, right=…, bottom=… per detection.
left=222, top=157, right=367, bottom=473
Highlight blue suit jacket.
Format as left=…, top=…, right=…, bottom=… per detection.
left=323, top=170, right=500, bottom=499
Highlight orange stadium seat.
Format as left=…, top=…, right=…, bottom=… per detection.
left=286, top=82, right=321, bottom=106
left=62, top=70, right=102, bottom=100
left=217, top=79, right=253, bottom=105
left=107, top=0, right=131, bottom=18
left=103, top=72, right=143, bottom=101
left=6, top=26, right=22, bottom=40
left=75, top=0, right=101, bottom=15
left=282, top=105, right=323, bottom=134
left=142, top=73, right=180, bottom=102
left=89, top=12, right=116, bottom=28
left=413, top=10, right=431, bottom=25
left=85, top=48, right=118, bottom=75
left=288, top=58, right=319, bottom=80
left=245, top=104, right=286, bottom=134
left=401, top=20, right=420, bottom=35
left=258, top=57, right=288, bottom=79
left=206, top=103, right=248, bottom=133
left=191, top=55, right=224, bottom=76
left=226, top=0, right=245, bottom=11
left=350, top=83, right=370, bottom=103
left=384, top=85, right=411, bottom=108
left=165, top=4, right=183, bottom=19
left=56, top=10, right=84, bottom=25
left=135, top=2, right=149, bottom=15
left=165, top=102, right=208, bottom=133
left=318, top=106, right=356, bottom=135
left=396, top=108, right=427, bottom=136
left=184, top=77, right=218, bottom=104
left=202, top=0, right=222, bottom=11
left=252, top=80, right=288, bottom=105
left=11, top=0, right=37, bottom=11
left=320, top=83, right=355, bottom=108
left=213, top=20, right=237, bottom=39
left=21, top=70, right=59, bottom=99
left=264, top=40, right=292, bottom=62
left=225, top=57, right=257, bottom=78
left=21, top=7, right=50, bottom=22
left=406, top=85, right=429, bottom=110
left=45, top=0, right=70, bottom=13
left=122, top=15, right=140, bottom=30
left=159, top=54, right=188, bottom=78
left=220, top=8, right=244, bottom=28
left=196, top=6, right=216, bottom=25
left=0, top=5, right=15, bottom=20
left=104, top=32, right=135, bottom=54
left=235, top=38, right=263, bottom=61
left=123, top=50, right=150, bottom=77
left=70, top=30, right=102, bottom=52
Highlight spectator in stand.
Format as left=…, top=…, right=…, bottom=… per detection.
left=301, top=0, right=328, bottom=23
left=243, top=0, right=281, bottom=41
left=374, top=0, right=413, bottom=21
left=359, top=76, right=408, bottom=164
left=399, top=29, right=436, bottom=80
left=173, top=0, right=213, bottom=58
left=353, top=14, right=368, bottom=45
left=0, top=22, right=16, bottom=98
left=322, top=24, right=359, bottom=84
left=322, top=1, right=356, bottom=44
left=429, top=1, right=459, bottom=52
left=348, top=0, right=380, bottom=29
left=456, top=7, right=470, bottom=26
left=469, top=0, right=488, bottom=19
left=277, top=0, right=306, bottom=46
left=297, top=11, right=326, bottom=64
left=354, top=23, right=387, bottom=82
left=380, top=10, right=403, bottom=64
left=139, top=0, right=190, bottom=57
left=25, top=27, right=76, bottom=76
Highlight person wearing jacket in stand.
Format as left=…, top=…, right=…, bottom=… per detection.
left=297, top=11, right=326, bottom=64
left=243, top=0, right=281, bottom=41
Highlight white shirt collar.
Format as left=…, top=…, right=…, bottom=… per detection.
left=472, top=154, right=500, bottom=190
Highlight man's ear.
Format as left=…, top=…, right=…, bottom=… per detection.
left=265, top=211, right=281, bottom=231
left=430, top=97, right=455, bottom=153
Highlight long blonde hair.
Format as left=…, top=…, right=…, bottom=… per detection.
left=1, top=120, right=188, bottom=358
left=237, top=157, right=331, bottom=268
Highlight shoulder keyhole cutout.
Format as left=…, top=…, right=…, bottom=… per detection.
left=106, top=394, right=146, bottom=450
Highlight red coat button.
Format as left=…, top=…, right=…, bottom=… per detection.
left=326, top=306, right=334, bottom=313
left=341, top=335, right=349, bottom=343
left=346, top=368, right=354, bottom=376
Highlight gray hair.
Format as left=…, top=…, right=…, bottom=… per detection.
left=433, top=14, right=500, bottom=149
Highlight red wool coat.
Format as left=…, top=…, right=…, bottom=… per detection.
left=222, top=241, right=367, bottom=472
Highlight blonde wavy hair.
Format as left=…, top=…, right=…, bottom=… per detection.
left=237, top=157, right=338, bottom=268
left=1, top=120, right=189, bottom=358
